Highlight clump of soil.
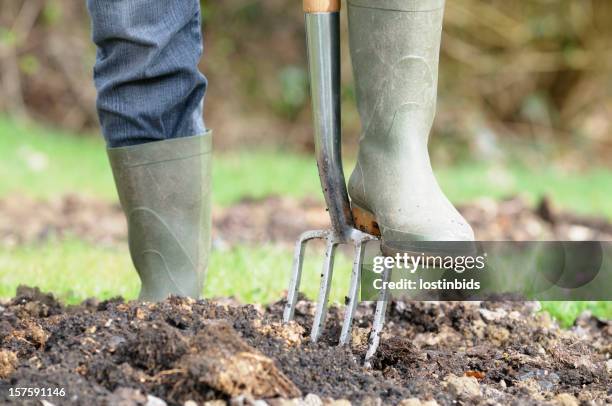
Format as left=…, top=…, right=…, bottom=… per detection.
left=2, top=194, right=612, bottom=247
left=0, top=286, right=609, bottom=405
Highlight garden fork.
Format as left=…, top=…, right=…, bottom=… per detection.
left=282, top=0, right=391, bottom=365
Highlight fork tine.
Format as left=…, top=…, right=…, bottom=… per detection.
left=283, top=237, right=308, bottom=323
left=283, top=230, right=327, bottom=323
left=310, top=238, right=338, bottom=342
left=364, top=263, right=392, bottom=367
left=339, top=239, right=367, bottom=345
left=284, top=228, right=388, bottom=362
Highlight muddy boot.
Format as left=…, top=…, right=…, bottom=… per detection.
left=347, top=0, right=474, bottom=256
left=108, top=133, right=212, bottom=301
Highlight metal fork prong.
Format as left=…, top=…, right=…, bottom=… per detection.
left=283, top=230, right=328, bottom=323
left=310, top=238, right=338, bottom=342
left=339, top=239, right=367, bottom=345
left=364, top=263, right=392, bottom=367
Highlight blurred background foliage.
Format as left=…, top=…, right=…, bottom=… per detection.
left=0, top=0, right=611, bottom=164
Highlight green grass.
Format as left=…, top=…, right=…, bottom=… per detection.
left=0, top=117, right=116, bottom=200
left=1, top=116, right=611, bottom=216
left=0, top=239, right=136, bottom=303
left=541, top=301, right=612, bottom=327
left=0, top=116, right=610, bottom=326
left=212, top=151, right=320, bottom=206
left=437, top=163, right=612, bottom=219
left=0, top=239, right=608, bottom=327
left=0, top=238, right=353, bottom=307
left=0, top=116, right=322, bottom=206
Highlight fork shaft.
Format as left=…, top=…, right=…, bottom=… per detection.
left=305, top=12, right=353, bottom=240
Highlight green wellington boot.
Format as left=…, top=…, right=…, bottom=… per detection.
left=108, top=133, right=212, bottom=301
left=347, top=0, right=474, bottom=256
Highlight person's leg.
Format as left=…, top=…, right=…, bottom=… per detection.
left=87, top=0, right=212, bottom=301
left=347, top=0, right=474, bottom=256
left=87, top=0, right=207, bottom=147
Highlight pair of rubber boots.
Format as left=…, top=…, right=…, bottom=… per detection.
left=109, top=0, right=472, bottom=301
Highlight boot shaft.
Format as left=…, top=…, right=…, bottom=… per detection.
left=108, top=133, right=212, bottom=300
left=347, top=0, right=445, bottom=144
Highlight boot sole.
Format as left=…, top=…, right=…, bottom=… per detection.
left=352, top=203, right=477, bottom=258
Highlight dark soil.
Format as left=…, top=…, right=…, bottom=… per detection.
left=0, top=286, right=609, bottom=405
left=1, top=194, right=612, bottom=247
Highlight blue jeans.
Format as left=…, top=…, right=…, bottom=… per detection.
left=86, top=0, right=207, bottom=148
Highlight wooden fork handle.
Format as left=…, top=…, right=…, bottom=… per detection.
left=303, top=0, right=341, bottom=13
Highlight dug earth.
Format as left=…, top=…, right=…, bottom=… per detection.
left=0, top=286, right=609, bottom=405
